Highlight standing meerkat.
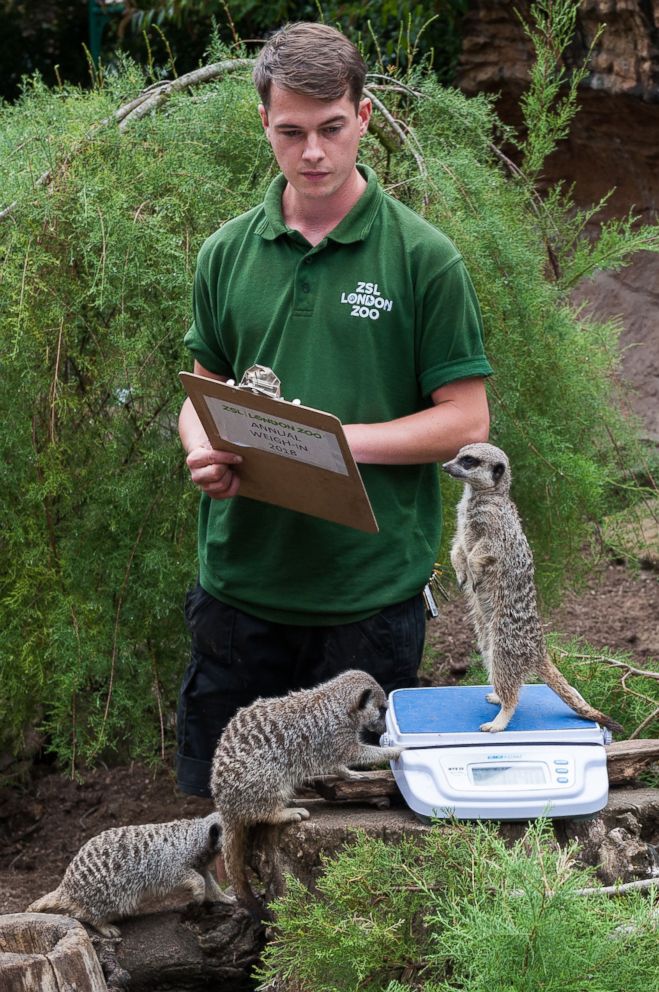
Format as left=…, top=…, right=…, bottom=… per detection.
left=443, top=442, right=623, bottom=735
left=210, top=669, right=403, bottom=918
left=26, top=813, right=226, bottom=937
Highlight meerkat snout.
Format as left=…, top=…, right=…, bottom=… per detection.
left=443, top=442, right=510, bottom=492
left=355, top=686, right=388, bottom=735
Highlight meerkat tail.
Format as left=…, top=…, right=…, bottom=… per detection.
left=537, top=656, right=624, bottom=733
left=222, top=821, right=266, bottom=920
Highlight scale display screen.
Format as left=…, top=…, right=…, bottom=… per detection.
left=470, top=764, right=548, bottom=786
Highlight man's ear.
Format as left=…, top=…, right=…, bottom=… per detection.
left=258, top=104, right=269, bottom=132
left=357, top=97, right=372, bottom=136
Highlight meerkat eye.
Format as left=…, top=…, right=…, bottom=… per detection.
left=459, top=455, right=481, bottom=468
left=492, top=462, right=506, bottom=481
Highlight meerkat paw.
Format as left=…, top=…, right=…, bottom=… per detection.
left=213, top=888, right=237, bottom=905
left=338, top=767, right=368, bottom=780
left=204, top=871, right=236, bottom=905
left=94, top=921, right=121, bottom=939
left=271, top=806, right=310, bottom=824
left=485, top=692, right=500, bottom=705
left=480, top=718, right=509, bottom=733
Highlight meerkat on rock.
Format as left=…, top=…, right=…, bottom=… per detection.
left=443, top=442, right=623, bottom=735
left=26, top=813, right=226, bottom=937
left=211, top=669, right=403, bottom=919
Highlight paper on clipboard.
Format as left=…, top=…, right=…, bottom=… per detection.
left=203, top=395, right=349, bottom=475
left=179, top=371, right=379, bottom=533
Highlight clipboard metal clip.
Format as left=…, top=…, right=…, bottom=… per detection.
left=237, top=364, right=281, bottom=399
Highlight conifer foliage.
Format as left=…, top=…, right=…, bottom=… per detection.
left=256, top=820, right=659, bottom=991
left=1, top=7, right=656, bottom=766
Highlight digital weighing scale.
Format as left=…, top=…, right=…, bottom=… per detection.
left=382, top=684, right=610, bottom=821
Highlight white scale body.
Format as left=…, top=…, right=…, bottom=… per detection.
left=382, top=685, right=609, bottom=821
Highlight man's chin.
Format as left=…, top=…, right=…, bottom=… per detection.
left=298, top=174, right=334, bottom=192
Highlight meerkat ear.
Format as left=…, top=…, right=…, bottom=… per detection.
left=492, top=462, right=506, bottom=482
left=208, top=822, right=222, bottom=849
left=356, top=688, right=373, bottom=710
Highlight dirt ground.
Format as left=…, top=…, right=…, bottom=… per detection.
left=426, top=557, right=659, bottom=684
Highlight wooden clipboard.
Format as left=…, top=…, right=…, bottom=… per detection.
left=179, top=372, right=379, bottom=533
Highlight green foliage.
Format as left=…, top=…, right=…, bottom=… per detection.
left=257, top=819, right=659, bottom=991
left=1, top=1, right=656, bottom=767
left=512, top=0, right=659, bottom=291
left=517, top=0, right=603, bottom=179
left=119, top=1, right=469, bottom=84
left=0, top=62, right=270, bottom=767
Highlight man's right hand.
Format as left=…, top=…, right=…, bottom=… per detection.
left=186, top=444, right=242, bottom=500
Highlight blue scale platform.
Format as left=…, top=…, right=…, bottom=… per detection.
left=390, top=684, right=598, bottom=739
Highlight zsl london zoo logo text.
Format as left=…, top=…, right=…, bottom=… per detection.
left=339, top=281, right=393, bottom=321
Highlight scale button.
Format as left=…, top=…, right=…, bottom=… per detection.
left=554, top=759, right=569, bottom=765
left=557, top=776, right=569, bottom=783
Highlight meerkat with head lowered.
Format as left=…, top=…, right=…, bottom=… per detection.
left=443, top=442, right=623, bottom=735
left=27, top=813, right=227, bottom=937
left=211, top=669, right=403, bottom=918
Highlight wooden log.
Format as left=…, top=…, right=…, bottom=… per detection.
left=606, top=739, right=659, bottom=785
left=0, top=913, right=108, bottom=991
left=311, top=770, right=400, bottom=802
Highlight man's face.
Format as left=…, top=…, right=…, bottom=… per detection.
left=259, top=84, right=371, bottom=203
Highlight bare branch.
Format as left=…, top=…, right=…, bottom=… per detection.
left=555, top=648, right=659, bottom=682
left=1, top=60, right=256, bottom=222
left=118, top=59, right=254, bottom=130
left=572, top=878, right=659, bottom=897
left=364, top=86, right=429, bottom=209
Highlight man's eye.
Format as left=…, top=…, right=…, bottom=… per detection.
left=323, top=126, right=342, bottom=135
left=280, top=130, right=302, bottom=138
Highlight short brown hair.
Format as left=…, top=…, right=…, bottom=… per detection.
left=253, top=22, right=366, bottom=112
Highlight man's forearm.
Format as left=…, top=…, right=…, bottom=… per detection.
left=343, top=377, right=489, bottom=465
left=179, top=396, right=211, bottom=455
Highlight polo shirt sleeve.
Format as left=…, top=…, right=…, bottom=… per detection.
left=183, top=239, right=233, bottom=378
left=416, top=253, right=492, bottom=398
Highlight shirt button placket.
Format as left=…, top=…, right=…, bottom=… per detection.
left=296, top=255, right=314, bottom=312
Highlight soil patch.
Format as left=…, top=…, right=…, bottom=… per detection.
left=425, top=557, right=658, bottom=683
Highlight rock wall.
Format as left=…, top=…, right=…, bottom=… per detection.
left=457, top=0, right=659, bottom=442
left=457, top=0, right=659, bottom=102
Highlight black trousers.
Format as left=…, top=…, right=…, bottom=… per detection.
left=176, top=582, right=426, bottom=797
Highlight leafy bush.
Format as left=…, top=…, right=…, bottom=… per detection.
left=257, top=819, right=659, bottom=991
left=110, top=1, right=469, bottom=86
left=1, top=4, right=656, bottom=767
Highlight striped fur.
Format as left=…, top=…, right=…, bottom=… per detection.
left=27, top=813, right=224, bottom=937
left=211, top=670, right=402, bottom=918
left=444, top=443, right=623, bottom=735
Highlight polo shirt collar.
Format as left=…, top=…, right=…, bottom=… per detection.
left=256, top=164, right=383, bottom=245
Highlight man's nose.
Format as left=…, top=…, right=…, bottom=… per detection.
left=302, top=132, right=324, bottom=162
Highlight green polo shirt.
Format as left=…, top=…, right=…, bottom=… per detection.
left=184, top=165, right=492, bottom=624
